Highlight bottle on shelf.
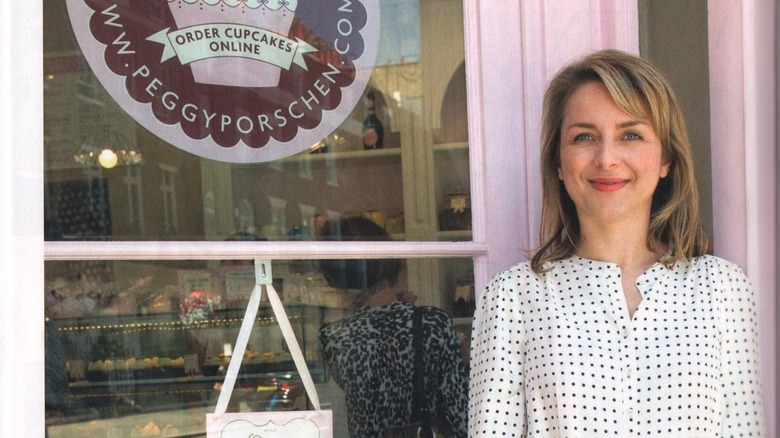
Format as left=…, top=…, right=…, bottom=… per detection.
left=362, top=91, right=384, bottom=150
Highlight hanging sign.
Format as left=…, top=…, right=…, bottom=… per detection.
left=65, top=0, right=380, bottom=163
left=207, top=412, right=332, bottom=438
left=206, top=260, right=333, bottom=437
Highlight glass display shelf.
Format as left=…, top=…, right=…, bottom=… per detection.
left=48, top=303, right=337, bottom=429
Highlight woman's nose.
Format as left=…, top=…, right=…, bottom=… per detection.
left=594, top=140, right=619, bottom=168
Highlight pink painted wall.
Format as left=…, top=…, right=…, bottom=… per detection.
left=472, top=1, right=777, bottom=434
left=709, top=1, right=776, bottom=436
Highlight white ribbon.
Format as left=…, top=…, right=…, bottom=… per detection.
left=147, top=25, right=316, bottom=70
left=213, top=259, right=321, bottom=419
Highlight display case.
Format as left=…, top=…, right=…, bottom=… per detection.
left=45, top=263, right=351, bottom=437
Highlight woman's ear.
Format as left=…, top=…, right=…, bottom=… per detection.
left=660, top=160, right=671, bottom=178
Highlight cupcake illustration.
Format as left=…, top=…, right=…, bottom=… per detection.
left=163, top=0, right=307, bottom=88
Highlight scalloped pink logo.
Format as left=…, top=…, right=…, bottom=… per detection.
left=66, top=0, right=380, bottom=163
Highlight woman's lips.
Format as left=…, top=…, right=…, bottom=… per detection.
left=589, top=178, right=628, bottom=192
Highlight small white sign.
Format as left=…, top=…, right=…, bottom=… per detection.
left=207, top=411, right=332, bottom=438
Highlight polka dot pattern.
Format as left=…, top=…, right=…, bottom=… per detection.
left=468, top=255, right=765, bottom=437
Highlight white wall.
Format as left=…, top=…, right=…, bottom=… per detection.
left=0, top=1, right=45, bottom=437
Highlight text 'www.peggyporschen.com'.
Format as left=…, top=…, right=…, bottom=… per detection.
left=132, top=63, right=342, bottom=135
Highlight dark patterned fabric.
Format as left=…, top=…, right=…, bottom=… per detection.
left=319, top=301, right=468, bottom=438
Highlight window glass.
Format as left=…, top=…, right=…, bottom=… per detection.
left=44, top=0, right=471, bottom=242
left=44, top=0, right=474, bottom=435
left=44, top=257, right=474, bottom=437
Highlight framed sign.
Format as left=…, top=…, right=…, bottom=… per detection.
left=65, top=0, right=381, bottom=163
left=178, top=269, right=217, bottom=294
left=220, top=264, right=255, bottom=307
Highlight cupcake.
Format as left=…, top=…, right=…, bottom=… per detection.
left=161, top=424, right=181, bottom=437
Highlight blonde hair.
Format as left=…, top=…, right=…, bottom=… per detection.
left=530, top=49, right=708, bottom=272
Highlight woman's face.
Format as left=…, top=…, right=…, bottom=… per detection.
left=557, top=81, right=669, bottom=229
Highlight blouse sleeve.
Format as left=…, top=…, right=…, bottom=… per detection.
left=718, top=261, right=766, bottom=436
left=468, top=270, right=528, bottom=436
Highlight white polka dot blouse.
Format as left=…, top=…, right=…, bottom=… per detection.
left=469, top=255, right=765, bottom=437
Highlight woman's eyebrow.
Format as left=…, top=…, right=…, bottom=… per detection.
left=618, top=120, right=649, bottom=128
left=564, top=119, right=649, bottom=130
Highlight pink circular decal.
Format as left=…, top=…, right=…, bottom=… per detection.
left=66, top=0, right=380, bottom=163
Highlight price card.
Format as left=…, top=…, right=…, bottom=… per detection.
left=178, top=269, right=216, bottom=293
left=220, top=265, right=256, bottom=306
left=69, top=360, right=85, bottom=381
left=183, top=354, right=200, bottom=376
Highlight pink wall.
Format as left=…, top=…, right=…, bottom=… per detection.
left=470, top=0, right=639, bottom=288
left=708, top=1, right=777, bottom=436
left=472, top=1, right=777, bottom=434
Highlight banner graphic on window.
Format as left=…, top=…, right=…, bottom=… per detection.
left=65, top=0, right=380, bottom=163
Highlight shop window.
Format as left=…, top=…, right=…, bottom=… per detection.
left=43, top=0, right=476, bottom=435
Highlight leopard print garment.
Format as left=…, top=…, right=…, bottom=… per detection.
left=319, top=301, right=468, bottom=437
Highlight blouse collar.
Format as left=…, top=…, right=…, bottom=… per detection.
left=560, top=255, right=672, bottom=297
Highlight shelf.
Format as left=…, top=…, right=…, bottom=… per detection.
left=437, top=229, right=472, bottom=241
left=68, top=369, right=311, bottom=389
left=281, top=147, right=402, bottom=163
left=52, top=305, right=320, bottom=332
left=432, top=142, right=468, bottom=152
left=388, top=231, right=472, bottom=241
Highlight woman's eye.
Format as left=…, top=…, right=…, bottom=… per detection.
left=573, top=133, right=593, bottom=142
left=623, top=132, right=643, bottom=140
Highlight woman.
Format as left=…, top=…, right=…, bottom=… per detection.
left=318, top=216, right=468, bottom=437
left=469, top=50, right=765, bottom=436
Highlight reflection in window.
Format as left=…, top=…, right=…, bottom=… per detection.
left=123, top=165, right=145, bottom=234
left=268, top=196, right=288, bottom=239
left=46, top=176, right=112, bottom=240
left=298, top=204, right=316, bottom=239
left=158, top=164, right=179, bottom=234
left=297, top=156, right=313, bottom=180
left=235, top=199, right=256, bottom=235
left=76, top=71, right=104, bottom=106
left=269, top=159, right=283, bottom=172
left=325, top=155, right=338, bottom=187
